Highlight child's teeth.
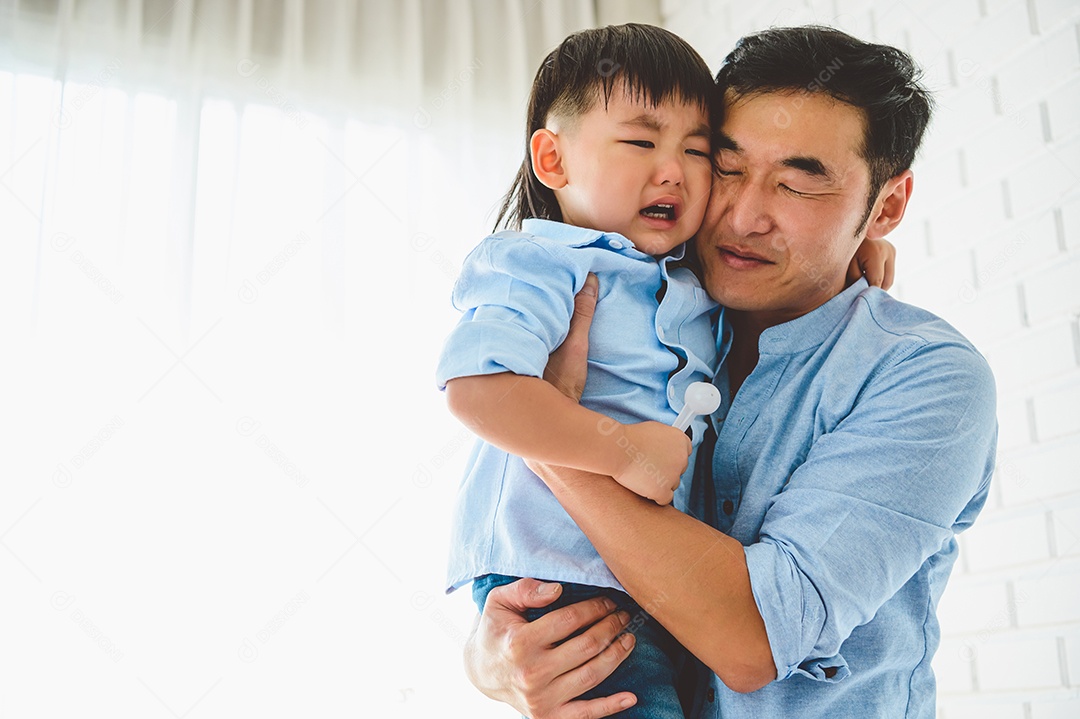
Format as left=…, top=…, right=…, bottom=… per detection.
left=642, top=204, right=675, bottom=220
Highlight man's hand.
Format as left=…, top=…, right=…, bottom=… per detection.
left=543, top=273, right=690, bottom=504
left=611, top=421, right=691, bottom=505
left=544, top=274, right=598, bottom=402
left=463, top=578, right=638, bottom=718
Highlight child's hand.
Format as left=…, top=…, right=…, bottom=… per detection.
left=612, top=421, right=692, bottom=505
left=848, top=237, right=896, bottom=290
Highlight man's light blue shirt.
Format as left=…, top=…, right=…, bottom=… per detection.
left=690, top=278, right=998, bottom=718
left=437, top=219, right=718, bottom=593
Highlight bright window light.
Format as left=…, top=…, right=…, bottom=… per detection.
left=2, top=68, right=504, bottom=716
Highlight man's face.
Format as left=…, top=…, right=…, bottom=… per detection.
left=551, top=88, right=713, bottom=256
left=697, top=90, right=876, bottom=323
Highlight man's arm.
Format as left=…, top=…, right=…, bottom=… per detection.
left=527, top=465, right=776, bottom=693
left=526, top=278, right=775, bottom=692
left=738, top=339, right=996, bottom=679
left=529, top=282, right=997, bottom=693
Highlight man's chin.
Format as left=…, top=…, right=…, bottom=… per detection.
left=706, top=284, right=773, bottom=312
left=701, top=264, right=775, bottom=302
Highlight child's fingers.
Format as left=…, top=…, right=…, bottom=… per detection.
left=846, top=255, right=865, bottom=286
left=862, top=257, right=884, bottom=288
left=881, top=258, right=896, bottom=291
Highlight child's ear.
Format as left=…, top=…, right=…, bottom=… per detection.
left=530, top=128, right=567, bottom=190
left=865, top=170, right=913, bottom=240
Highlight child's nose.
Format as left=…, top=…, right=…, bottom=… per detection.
left=655, top=153, right=685, bottom=186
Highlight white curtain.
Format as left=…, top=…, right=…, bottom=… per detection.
left=1, top=1, right=661, bottom=716
left=3, top=0, right=653, bottom=337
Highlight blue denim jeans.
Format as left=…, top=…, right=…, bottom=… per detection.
left=473, top=574, right=703, bottom=718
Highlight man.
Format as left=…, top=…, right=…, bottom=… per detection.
left=462, top=26, right=998, bottom=718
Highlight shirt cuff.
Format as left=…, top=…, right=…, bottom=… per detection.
left=436, top=319, right=551, bottom=389
left=745, top=542, right=848, bottom=683
left=792, top=656, right=850, bottom=683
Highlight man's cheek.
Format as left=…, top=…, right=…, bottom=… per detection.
left=699, top=191, right=730, bottom=232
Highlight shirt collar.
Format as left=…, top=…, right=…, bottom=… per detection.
left=758, top=277, right=870, bottom=353
left=521, top=218, right=607, bottom=247
left=519, top=218, right=688, bottom=261
left=717, top=277, right=871, bottom=356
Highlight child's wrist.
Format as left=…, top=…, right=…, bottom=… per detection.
left=604, top=422, right=633, bottom=479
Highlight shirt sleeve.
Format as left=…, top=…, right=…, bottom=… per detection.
left=435, top=234, right=586, bottom=390
left=744, top=339, right=998, bottom=682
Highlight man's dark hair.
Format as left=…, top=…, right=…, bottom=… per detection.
left=716, top=25, right=934, bottom=230
left=495, top=23, right=718, bottom=231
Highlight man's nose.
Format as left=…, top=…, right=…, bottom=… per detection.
left=723, top=180, right=773, bottom=236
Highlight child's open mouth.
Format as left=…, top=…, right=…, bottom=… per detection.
left=640, top=203, right=676, bottom=221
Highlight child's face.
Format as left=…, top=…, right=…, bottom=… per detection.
left=547, top=88, right=713, bottom=256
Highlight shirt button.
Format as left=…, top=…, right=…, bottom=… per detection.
left=608, top=239, right=624, bottom=249
left=707, top=688, right=715, bottom=702
left=722, top=499, right=734, bottom=515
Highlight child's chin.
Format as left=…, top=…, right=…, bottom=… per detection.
left=633, top=235, right=687, bottom=256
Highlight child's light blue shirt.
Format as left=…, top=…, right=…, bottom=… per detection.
left=436, top=218, right=718, bottom=593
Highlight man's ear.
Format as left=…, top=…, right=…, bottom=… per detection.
left=530, top=128, right=568, bottom=190
left=865, top=170, right=913, bottom=240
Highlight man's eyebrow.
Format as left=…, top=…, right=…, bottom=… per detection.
left=715, top=136, right=834, bottom=180
left=782, top=156, right=833, bottom=181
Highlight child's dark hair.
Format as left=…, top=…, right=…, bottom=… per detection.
left=715, top=25, right=934, bottom=229
left=495, top=23, right=718, bottom=231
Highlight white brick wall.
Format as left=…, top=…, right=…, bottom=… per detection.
left=1002, top=439, right=1080, bottom=504
left=1025, top=255, right=1080, bottom=322
left=1014, top=559, right=1080, bottom=625
left=942, top=703, right=1027, bottom=719
left=1032, top=697, right=1080, bottom=719
left=663, top=0, right=1080, bottom=712
left=1051, top=503, right=1080, bottom=555
left=963, top=509, right=1053, bottom=572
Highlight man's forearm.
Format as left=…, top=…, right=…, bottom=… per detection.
left=531, top=462, right=777, bottom=693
